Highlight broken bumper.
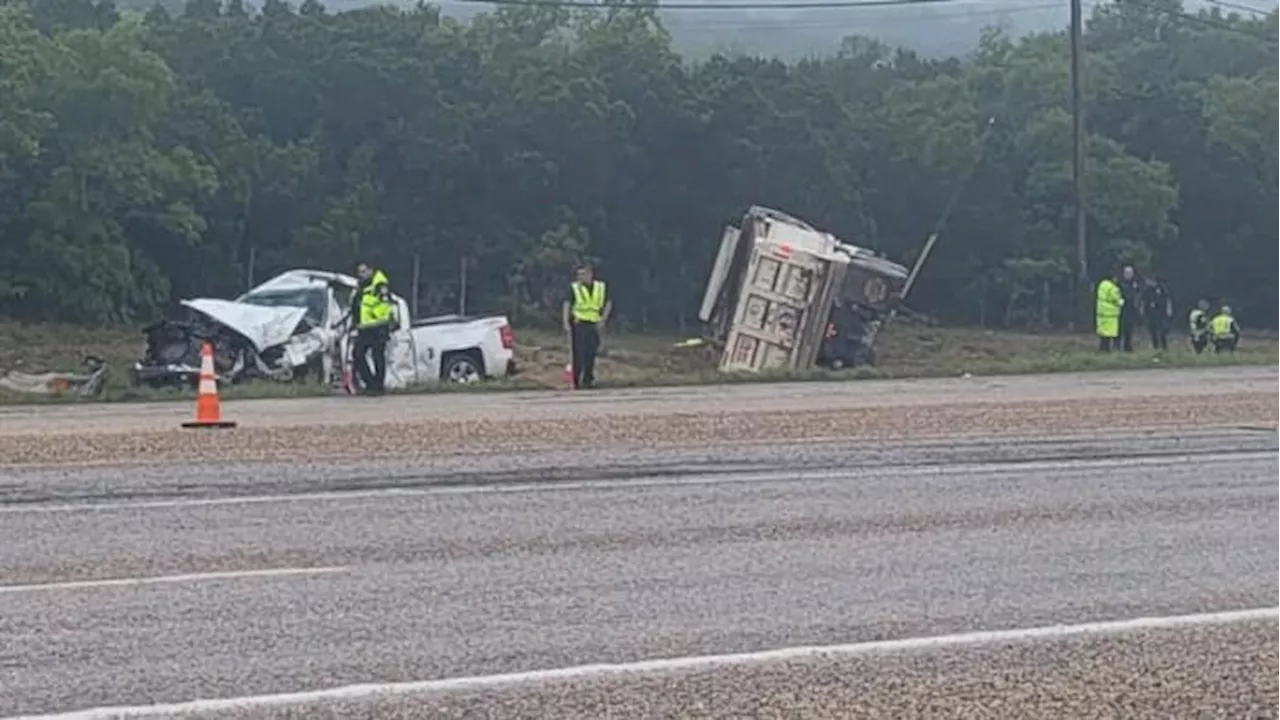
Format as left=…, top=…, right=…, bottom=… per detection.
left=130, top=362, right=202, bottom=388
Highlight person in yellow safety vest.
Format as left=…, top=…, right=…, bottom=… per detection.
left=1095, top=273, right=1124, bottom=352
left=1209, top=304, right=1240, bottom=354
left=1187, top=298, right=1211, bottom=354
left=351, top=262, right=395, bottom=395
left=561, top=263, right=611, bottom=390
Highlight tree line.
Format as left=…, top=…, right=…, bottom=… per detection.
left=0, top=0, right=1275, bottom=330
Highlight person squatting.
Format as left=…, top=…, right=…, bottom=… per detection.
left=1095, top=265, right=1241, bottom=354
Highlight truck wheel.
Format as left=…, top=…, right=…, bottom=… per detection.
left=441, top=351, right=484, bottom=384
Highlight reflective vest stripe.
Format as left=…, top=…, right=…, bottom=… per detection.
left=1189, top=309, right=1206, bottom=333
left=358, top=271, right=394, bottom=328
left=1095, top=279, right=1122, bottom=317
left=571, top=281, right=606, bottom=323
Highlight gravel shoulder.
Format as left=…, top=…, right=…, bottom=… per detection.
left=0, top=366, right=1275, bottom=467
left=198, top=621, right=1279, bottom=720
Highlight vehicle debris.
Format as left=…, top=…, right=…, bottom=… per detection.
left=131, top=269, right=517, bottom=392
left=696, top=206, right=913, bottom=373
left=0, top=355, right=109, bottom=397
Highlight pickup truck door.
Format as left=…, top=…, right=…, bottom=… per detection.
left=383, top=297, right=421, bottom=389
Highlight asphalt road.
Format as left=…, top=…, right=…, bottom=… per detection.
left=2, top=428, right=1277, bottom=718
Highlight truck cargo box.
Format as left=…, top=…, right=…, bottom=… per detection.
left=719, top=239, right=848, bottom=373
left=699, top=206, right=910, bottom=373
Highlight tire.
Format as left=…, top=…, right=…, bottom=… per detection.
left=441, top=351, right=484, bottom=384
left=155, top=337, right=196, bottom=365
left=291, top=356, right=325, bottom=384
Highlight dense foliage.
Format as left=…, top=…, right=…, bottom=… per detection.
left=0, top=0, right=1275, bottom=329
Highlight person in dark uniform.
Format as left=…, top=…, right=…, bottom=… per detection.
left=561, top=264, right=611, bottom=390
left=1140, top=275, right=1173, bottom=350
left=1117, top=264, right=1143, bottom=352
left=350, top=262, right=394, bottom=395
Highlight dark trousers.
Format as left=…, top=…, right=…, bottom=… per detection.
left=1099, top=336, right=1118, bottom=352
left=353, top=328, right=388, bottom=394
left=1191, top=334, right=1209, bottom=354
left=1118, top=312, right=1136, bottom=351
left=1146, top=314, right=1169, bottom=350
left=1213, top=336, right=1238, bottom=353
left=570, top=321, right=600, bottom=389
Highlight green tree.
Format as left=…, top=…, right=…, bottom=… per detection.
left=0, top=0, right=1273, bottom=329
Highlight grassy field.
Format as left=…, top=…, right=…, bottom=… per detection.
left=0, top=319, right=1274, bottom=404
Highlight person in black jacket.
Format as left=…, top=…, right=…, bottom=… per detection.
left=1141, top=276, right=1173, bottom=350
left=1117, top=264, right=1143, bottom=352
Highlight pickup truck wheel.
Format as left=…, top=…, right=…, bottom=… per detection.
left=441, top=351, right=484, bottom=384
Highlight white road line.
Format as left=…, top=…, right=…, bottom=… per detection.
left=10, top=606, right=1276, bottom=720
left=0, top=566, right=349, bottom=595
left=2, top=450, right=1273, bottom=515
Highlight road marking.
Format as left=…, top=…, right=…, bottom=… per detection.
left=0, top=450, right=1274, bottom=515
left=0, top=566, right=349, bottom=595
left=9, top=606, right=1276, bottom=719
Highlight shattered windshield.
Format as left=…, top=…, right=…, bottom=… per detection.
left=236, top=286, right=329, bottom=328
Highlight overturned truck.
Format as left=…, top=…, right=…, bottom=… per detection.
left=697, top=206, right=910, bottom=373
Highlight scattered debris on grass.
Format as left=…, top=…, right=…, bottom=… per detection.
left=0, top=320, right=1274, bottom=404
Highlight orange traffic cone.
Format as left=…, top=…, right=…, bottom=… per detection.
left=562, top=362, right=574, bottom=390
left=182, top=342, right=237, bottom=429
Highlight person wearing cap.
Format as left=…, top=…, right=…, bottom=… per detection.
left=1209, top=304, right=1240, bottom=353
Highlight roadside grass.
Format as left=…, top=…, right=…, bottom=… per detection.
left=0, top=319, right=1274, bottom=405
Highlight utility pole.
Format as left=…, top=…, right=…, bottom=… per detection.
left=246, top=246, right=256, bottom=292
left=411, top=254, right=421, bottom=319
left=1069, top=0, right=1088, bottom=325
left=458, top=255, right=468, bottom=316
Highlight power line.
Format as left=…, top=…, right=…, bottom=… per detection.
left=662, top=2, right=1071, bottom=31
left=1117, top=0, right=1277, bottom=41
left=1208, top=0, right=1276, bottom=16
left=456, top=0, right=958, bottom=10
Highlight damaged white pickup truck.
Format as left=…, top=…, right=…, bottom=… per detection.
left=131, top=269, right=517, bottom=391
